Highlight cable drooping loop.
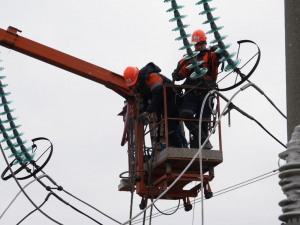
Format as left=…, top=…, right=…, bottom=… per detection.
left=0, top=64, right=35, bottom=165
left=196, top=0, right=241, bottom=73
left=165, top=0, right=208, bottom=79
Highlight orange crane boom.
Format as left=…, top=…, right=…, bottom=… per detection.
left=0, top=26, right=132, bottom=99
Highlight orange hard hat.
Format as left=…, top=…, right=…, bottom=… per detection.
left=191, top=29, right=207, bottom=43
left=123, top=66, right=139, bottom=87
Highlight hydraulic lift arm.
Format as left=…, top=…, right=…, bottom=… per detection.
left=0, top=26, right=133, bottom=99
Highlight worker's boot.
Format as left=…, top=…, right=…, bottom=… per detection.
left=202, top=139, right=213, bottom=150
left=168, top=132, right=183, bottom=148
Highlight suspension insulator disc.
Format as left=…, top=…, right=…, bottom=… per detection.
left=199, top=8, right=217, bottom=15
left=196, top=0, right=212, bottom=5
left=1, top=117, right=17, bottom=124
left=214, top=43, right=232, bottom=54
left=169, top=15, right=187, bottom=22
left=0, top=126, right=21, bottom=135
left=0, top=109, right=15, bottom=116
left=183, top=51, right=200, bottom=60
left=0, top=68, right=4, bottom=72
left=219, top=52, right=237, bottom=63
left=4, top=140, right=27, bottom=150
left=210, top=35, right=228, bottom=44
left=203, top=17, right=220, bottom=24
left=207, top=26, right=224, bottom=34
left=8, top=147, right=31, bottom=158
left=0, top=84, right=8, bottom=88
left=186, top=61, right=203, bottom=69
left=0, top=93, right=11, bottom=98
left=13, top=156, right=25, bottom=165
left=1, top=132, right=24, bottom=142
left=224, top=58, right=241, bottom=72
left=167, top=5, right=184, bottom=12
left=190, top=68, right=208, bottom=79
left=0, top=101, right=12, bottom=107
left=179, top=43, right=195, bottom=50
left=175, top=34, right=191, bottom=41
left=172, top=24, right=190, bottom=31
left=21, top=153, right=36, bottom=164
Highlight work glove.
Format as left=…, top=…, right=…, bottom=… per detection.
left=138, top=112, right=150, bottom=125
left=172, top=71, right=181, bottom=81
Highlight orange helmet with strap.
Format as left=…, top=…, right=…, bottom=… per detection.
left=191, top=29, right=207, bottom=43
left=123, top=66, right=139, bottom=87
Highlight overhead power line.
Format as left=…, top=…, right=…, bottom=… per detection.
left=131, top=169, right=279, bottom=224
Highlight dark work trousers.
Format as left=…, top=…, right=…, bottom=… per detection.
left=157, top=99, right=182, bottom=148
left=180, top=92, right=212, bottom=148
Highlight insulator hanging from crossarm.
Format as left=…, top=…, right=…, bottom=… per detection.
left=0, top=67, right=35, bottom=165
left=196, top=0, right=241, bottom=72
left=164, top=0, right=208, bottom=79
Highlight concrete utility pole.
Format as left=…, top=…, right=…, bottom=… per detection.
left=279, top=1, right=300, bottom=224
left=285, top=0, right=300, bottom=140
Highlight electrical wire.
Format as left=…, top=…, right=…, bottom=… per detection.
left=153, top=200, right=180, bottom=216
left=0, top=174, right=46, bottom=219
left=243, top=76, right=287, bottom=119
left=131, top=169, right=279, bottom=224
left=37, top=171, right=118, bottom=224
left=67, top=203, right=103, bottom=225
left=17, top=193, right=52, bottom=225
left=0, top=144, right=63, bottom=225
left=197, top=91, right=213, bottom=225
left=32, top=174, right=104, bottom=225
left=197, top=87, right=246, bottom=225
left=253, top=119, right=286, bottom=148
left=1, top=166, right=119, bottom=225
left=63, top=189, right=122, bottom=224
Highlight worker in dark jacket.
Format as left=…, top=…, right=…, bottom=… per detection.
left=173, top=29, right=221, bottom=149
left=123, top=62, right=183, bottom=148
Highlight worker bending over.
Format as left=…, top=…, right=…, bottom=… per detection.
left=173, top=29, right=221, bottom=149
left=123, top=62, right=183, bottom=148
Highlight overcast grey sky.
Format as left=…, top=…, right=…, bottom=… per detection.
left=0, top=1, right=286, bottom=225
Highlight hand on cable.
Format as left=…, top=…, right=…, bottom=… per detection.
left=138, top=112, right=150, bottom=125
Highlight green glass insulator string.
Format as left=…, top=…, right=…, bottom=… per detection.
left=164, top=0, right=208, bottom=79
left=196, top=0, right=241, bottom=72
left=0, top=62, right=35, bottom=165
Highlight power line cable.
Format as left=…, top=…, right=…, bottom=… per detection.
left=1, top=166, right=121, bottom=224
left=31, top=173, right=105, bottom=225
left=63, top=189, right=122, bottom=224
left=131, top=169, right=279, bottom=224
left=17, top=193, right=52, bottom=225
left=153, top=200, right=180, bottom=216
left=0, top=144, right=63, bottom=225
left=0, top=174, right=46, bottom=219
